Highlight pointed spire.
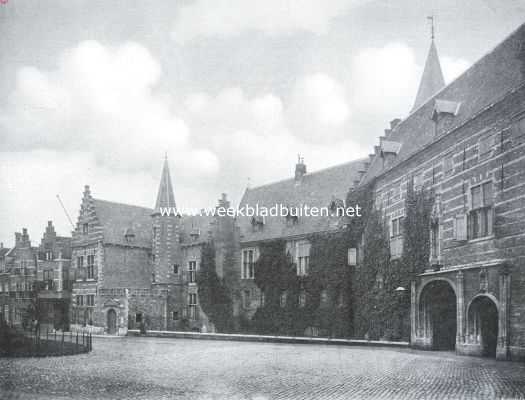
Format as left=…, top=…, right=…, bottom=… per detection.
left=411, top=23, right=445, bottom=112
left=154, top=156, right=176, bottom=213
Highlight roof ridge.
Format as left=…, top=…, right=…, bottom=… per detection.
left=247, top=158, right=366, bottom=192
left=92, top=197, right=153, bottom=212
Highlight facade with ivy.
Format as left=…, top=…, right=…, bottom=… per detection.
left=358, top=25, right=525, bottom=361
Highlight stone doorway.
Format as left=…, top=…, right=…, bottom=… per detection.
left=419, top=280, right=457, bottom=350
left=107, top=309, right=117, bottom=334
left=468, top=296, right=498, bottom=357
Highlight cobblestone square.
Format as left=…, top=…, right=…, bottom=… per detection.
left=1, top=337, right=525, bottom=399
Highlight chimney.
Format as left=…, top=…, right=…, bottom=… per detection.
left=295, top=155, right=307, bottom=183
left=217, top=193, right=230, bottom=209
left=15, top=232, right=21, bottom=246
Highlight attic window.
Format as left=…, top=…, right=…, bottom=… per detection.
left=251, top=216, right=265, bottom=231
left=432, top=100, right=461, bottom=121
left=380, top=140, right=402, bottom=156
left=124, top=228, right=135, bottom=243
left=329, top=198, right=345, bottom=216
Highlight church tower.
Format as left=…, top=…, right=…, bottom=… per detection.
left=151, top=155, right=181, bottom=285
left=411, top=17, right=446, bottom=112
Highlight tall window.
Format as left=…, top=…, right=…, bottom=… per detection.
left=76, top=295, right=84, bottom=306
left=189, top=293, right=197, bottom=320
left=468, top=182, right=493, bottom=239
left=188, top=261, right=197, bottom=283
left=77, top=256, right=84, bottom=269
left=280, top=291, right=287, bottom=308
left=296, top=241, right=311, bottom=276
left=430, top=221, right=440, bottom=260
left=82, top=223, right=89, bottom=234
left=87, top=255, right=95, bottom=279
left=390, top=216, right=404, bottom=237
left=172, top=264, right=179, bottom=274
left=86, top=295, right=95, bottom=307
left=242, top=248, right=256, bottom=279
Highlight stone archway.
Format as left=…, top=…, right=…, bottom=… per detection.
left=467, top=295, right=499, bottom=357
left=418, top=280, right=457, bottom=350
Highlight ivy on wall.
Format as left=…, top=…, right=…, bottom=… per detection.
left=197, top=241, right=234, bottom=332
left=351, top=178, right=434, bottom=341
left=251, top=239, right=300, bottom=334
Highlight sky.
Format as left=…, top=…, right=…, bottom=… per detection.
left=1, top=0, right=525, bottom=245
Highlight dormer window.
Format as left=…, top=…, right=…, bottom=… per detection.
left=82, top=223, right=89, bottom=235
left=124, top=227, right=135, bottom=243
left=432, top=99, right=461, bottom=121
left=251, top=216, right=265, bottom=231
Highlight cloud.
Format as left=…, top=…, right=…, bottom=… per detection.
left=171, top=0, right=367, bottom=43
left=0, top=40, right=219, bottom=178
left=288, top=73, right=350, bottom=142
left=349, top=43, right=421, bottom=119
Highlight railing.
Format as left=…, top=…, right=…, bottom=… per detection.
left=1, top=324, right=92, bottom=357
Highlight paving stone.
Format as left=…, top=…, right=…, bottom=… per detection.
left=1, top=337, right=524, bottom=399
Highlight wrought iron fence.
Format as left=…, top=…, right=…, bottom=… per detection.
left=1, top=323, right=93, bottom=357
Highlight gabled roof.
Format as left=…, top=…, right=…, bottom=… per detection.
left=238, top=159, right=366, bottom=243
left=93, top=199, right=153, bottom=248
left=412, top=40, right=445, bottom=112
left=364, top=23, right=525, bottom=183
left=154, top=157, right=176, bottom=214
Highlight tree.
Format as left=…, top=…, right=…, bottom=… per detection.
left=197, top=241, right=234, bottom=332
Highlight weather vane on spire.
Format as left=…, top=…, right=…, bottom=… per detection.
left=427, top=15, right=435, bottom=40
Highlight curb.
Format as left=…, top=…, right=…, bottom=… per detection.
left=126, top=330, right=409, bottom=348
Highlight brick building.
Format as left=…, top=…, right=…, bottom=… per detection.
left=0, top=222, right=72, bottom=330
left=236, top=157, right=366, bottom=324
left=69, top=157, right=237, bottom=334
left=358, top=25, right=525, bottom=360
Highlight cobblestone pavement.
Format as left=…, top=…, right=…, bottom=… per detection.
left=1, top=337, right=525, bottom=400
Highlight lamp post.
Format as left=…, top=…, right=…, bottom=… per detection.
left=394, top=286, right=408, bottom=341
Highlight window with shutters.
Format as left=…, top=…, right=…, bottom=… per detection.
left=454, top=214, right=468, bottom=241
left=468, top=182, right=493, bottom=240
left=294, top=240, right=311, bottom=276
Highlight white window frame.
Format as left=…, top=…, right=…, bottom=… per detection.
left=241, top=248, right=257, bottom=279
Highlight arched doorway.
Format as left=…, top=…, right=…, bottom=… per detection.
left=107, top=309, right=117, bottom=334
left=468, top=296, right=498, bottom=357
left=419, top=280, right=457, bottom=350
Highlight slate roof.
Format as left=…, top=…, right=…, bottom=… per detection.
left=154, top=157, right=176, bottom=214
left=411, top=40, right=446, bottom=112
left=363, top=23, right=525, bottom=183
left=92, top=199, right=153, bottom=248
left=238, top=159, right=367, bottom=243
